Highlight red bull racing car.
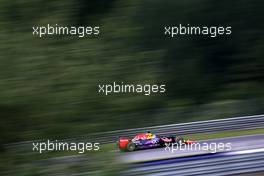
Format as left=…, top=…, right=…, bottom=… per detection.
left=118, top=132, right=193, bottom=152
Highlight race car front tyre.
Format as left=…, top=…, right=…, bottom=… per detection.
left=126, top=141, right=136, bottom=151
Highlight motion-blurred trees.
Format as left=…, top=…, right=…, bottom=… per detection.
left=0, top=0, right=263, bottom=144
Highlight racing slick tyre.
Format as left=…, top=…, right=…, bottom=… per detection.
left=126, top=141, right=136, bottom=152
left=175, top=136, right=184, bottom=145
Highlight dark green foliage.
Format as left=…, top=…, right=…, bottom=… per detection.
left=0, top=0, right=263, bottom=143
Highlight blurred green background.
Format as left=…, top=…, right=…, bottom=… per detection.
left=1, top=0, right=264, bottom=175
left=0, top=0, right=264, bottom=148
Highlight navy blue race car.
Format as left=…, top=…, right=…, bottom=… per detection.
left=118, top=132, right=192, bottom=152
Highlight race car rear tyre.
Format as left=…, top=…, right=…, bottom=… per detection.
left=175, top=136, right=184, bottom=145
left=126, top=141, right=136, bottom=152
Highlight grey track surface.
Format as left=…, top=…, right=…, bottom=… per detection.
left=123, top=151, right=264, bottom=176
left=119, top=134, right=264, bottom=163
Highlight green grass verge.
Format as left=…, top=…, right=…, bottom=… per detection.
left=184, top=128, right=264, bottom=141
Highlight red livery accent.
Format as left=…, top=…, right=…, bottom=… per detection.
left=185, top=139, right=194, bottom=144
left=133, top=133, right=149, bottom=140
left=118, top=137, right=130, bottom=149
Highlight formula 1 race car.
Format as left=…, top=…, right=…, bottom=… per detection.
left=118, top=132, right=193, bottom=152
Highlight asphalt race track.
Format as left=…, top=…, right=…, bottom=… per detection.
left=119, top=134, right=264, bottom=176
left=119, top=134, right=264, bottom=163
